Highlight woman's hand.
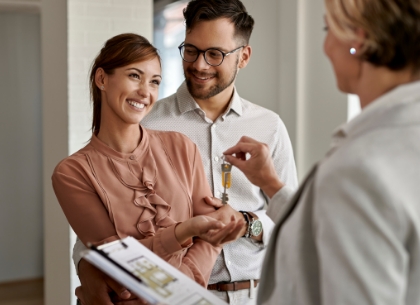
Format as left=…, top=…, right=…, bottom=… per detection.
left=175, top=215, right=245, bottom=247
left=77, top=258, right=133, bottom=305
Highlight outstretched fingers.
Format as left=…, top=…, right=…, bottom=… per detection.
left=220, top=215, right=246, bottom=244
left=205, top=216, right=245, bottom=246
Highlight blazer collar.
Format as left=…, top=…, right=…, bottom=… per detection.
left=332, top=80, right=420, bottom=144
left=327, top=81, right=420, bottom=155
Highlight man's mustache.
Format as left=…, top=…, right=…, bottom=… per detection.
left=186, top=69, right=217, bottom=79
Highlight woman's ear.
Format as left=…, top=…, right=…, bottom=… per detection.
left=95, top=68, right=106, bottom=90
left=350, top=28, right=367, bottom=54
left=238, top=45, right=252, bottom=69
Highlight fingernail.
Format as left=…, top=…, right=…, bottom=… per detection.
left=121, top=290, right=131, bottom=299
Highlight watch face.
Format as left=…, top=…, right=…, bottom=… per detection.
left=251, top=220, right=263, bottom=236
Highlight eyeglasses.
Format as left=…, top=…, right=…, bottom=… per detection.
left=178, top=43, right=245, bottom=67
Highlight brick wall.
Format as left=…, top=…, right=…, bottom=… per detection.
left=68, top=0, right=153, bottom=154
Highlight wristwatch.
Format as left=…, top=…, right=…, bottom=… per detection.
left=239, top=211, right=263, bottom=238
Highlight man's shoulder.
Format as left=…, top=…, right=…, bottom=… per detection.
left=150, top=93, right=178, bottom=113
left=233, top=96, right=288, bottom=139
left=142, top=93, right=181, bottom=127
left=238, top=96, right=281, bottom=121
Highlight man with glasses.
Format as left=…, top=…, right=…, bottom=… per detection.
left=74, top=0, right=297, bottom=304
left=178, top=43, right=246, bottom=68
left=143, top=0, right=297, bottom=304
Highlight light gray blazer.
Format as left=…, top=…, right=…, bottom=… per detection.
left=258, top=80, right=420, bottom=305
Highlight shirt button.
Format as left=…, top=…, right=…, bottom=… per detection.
left=214, top=156, right=219, bottom=162
left=227, top=260, right=231, bottom=266
left=129, top=155, right=135, bottom=160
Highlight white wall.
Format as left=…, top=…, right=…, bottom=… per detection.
left=237, top=0, right=348, bottom=179
left=68, top=0, right=154, bottom=154
left=0, top=12, right=43, bottom=283
left=295, top=0, right=347, bottom=177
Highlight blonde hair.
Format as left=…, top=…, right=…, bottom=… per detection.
left=325, top=0, right=420, bottom=71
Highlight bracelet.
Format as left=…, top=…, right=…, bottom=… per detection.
left=239, top=211, right=250, bottom=238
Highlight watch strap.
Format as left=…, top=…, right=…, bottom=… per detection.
left=239, top=211, right=250, bottom=238
left=246, top=211, right=263, bottom=237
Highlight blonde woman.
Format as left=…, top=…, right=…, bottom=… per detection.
left=222, top=0, right=420, bottom=304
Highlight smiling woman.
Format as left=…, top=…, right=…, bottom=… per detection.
left=89, top=34, right=162, bottom=138
left=94, top=59, right=161, bottom=136
left=51, top=33, right=244, bottom=304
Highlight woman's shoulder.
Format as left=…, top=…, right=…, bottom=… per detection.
left=144, top=128, right=198, bottom=170
left=52, top=142, right=94, bottom=177
left=145, top=128, right=197, bottom=152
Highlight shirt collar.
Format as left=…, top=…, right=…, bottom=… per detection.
left=325, top=80, right=420, bottom=157
left=227, top=88, right=243, bottom=116
left=333, top=80, right=420, bottom=140
left=176, top=81, right=243, bottom=117
left=90, top=125, right=150, bottom=161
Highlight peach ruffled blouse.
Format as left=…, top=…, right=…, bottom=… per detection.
left=52, top=127, right=219, bottom=286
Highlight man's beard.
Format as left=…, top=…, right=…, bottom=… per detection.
left=184, top=58, right=238, bottom=100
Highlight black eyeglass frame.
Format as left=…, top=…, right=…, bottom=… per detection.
left=178, top=42, right=245, bottom=67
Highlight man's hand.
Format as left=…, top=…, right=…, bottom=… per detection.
left=77, top=258, right=133, bottom=305
left=223, top=136, right=284, bottom=198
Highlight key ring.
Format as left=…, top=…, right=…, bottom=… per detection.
left=221, top=156, right=232, bottom=204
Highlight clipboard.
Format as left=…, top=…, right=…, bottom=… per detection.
left=82, top=236, right=227, bottom=305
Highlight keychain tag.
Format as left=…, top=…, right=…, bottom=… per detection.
left=221, top=158, right=232, bottom=204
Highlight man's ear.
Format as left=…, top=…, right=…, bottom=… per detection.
left=238, top=45, right=252, bottom=69
left=94, top=68, right=107, bottom=90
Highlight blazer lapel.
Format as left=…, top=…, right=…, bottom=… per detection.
left=276, top=163, right=318, bottom=227
left=258, top=163, right=318, bottom=304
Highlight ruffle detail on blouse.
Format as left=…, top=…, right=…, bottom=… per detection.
left=134, top=188, right=177, bottom=237
left=108, top=147, right=177, bottom=237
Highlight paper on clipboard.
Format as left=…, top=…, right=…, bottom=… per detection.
left=81, top=236, right=228, bottom=305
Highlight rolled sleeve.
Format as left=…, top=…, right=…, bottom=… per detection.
left=267, top=185, right=295, bottom=223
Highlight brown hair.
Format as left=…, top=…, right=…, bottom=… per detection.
left=183, top=0, right=254, bottom=44
left=325, top=0, right=420, bottom=72
left=89, top=33, right=160, bottom=135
